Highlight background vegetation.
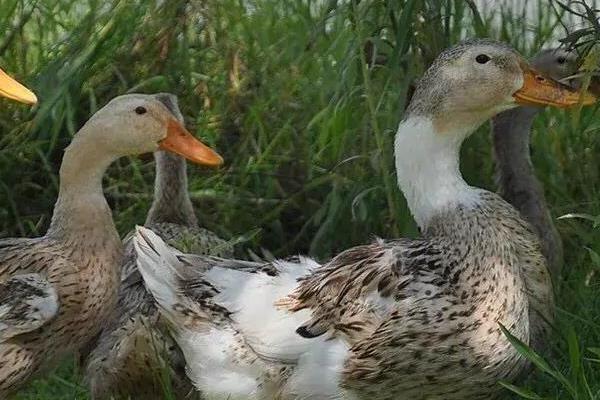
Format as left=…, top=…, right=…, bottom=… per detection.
left=0, top=0, right=599, bottom=398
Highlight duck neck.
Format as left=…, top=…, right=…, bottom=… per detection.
left=492, top=107, right=563, bottom=274
left=395, top=116, right=480, bottom=229
left=47, top=131, right=118, bottom=243
left=145, top=150, right=198, bottom=227
left=492, top=107, right=540, bottom=193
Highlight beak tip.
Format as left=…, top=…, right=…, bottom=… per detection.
left=0, top=70, right=37, bottom=105
left=189, top=150, right=224, bottom=168
left=208, top=156, right=225, bottom=169
left=24, top=96, right=38, bottom=106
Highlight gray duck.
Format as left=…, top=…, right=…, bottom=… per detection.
left=492, top=48, right=580, bottom=278
left=0, top=93, right=222, bottom=397
left=83, top=94, right=232, bottom=400
left=134, top=40, right=594, bottom=400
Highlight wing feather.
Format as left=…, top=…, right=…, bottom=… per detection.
left=286, top=238, right=448, bottom=342
left=0, top=273, right=59, bottom=341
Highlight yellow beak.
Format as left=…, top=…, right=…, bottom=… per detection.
left=159, top=118, right=224, bottom=168
left=513, top=63, right=596, bottom=108
left=0, top=68, right=37, bottom=105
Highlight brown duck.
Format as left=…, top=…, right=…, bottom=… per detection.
left=83, top=94, right=232, bottom=400
left=0, top=93, right=222, bottom=397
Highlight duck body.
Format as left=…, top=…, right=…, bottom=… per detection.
left=0, top=138, right=122, bottom=396
left=136, top=189, right=549, bottom=399
left=291, top=193, right=547, bottom=398
left=0, top=93, right=223, bottom=397
left=135, top=40, right=590, bottom=399
left=135, top=120, right=551, bottom=399
left=84, top=95, right=231, bottom=400
left=0, top=232, right=121, bottom=392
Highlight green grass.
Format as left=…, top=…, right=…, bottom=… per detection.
left=1, top=0, right=599, bottom=398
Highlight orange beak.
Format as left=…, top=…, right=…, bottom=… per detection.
left=159, top=118, right=224, bottom=168
left=0, top=68, right=37, bottom=105
left=513, top=64, right=596, bottom=108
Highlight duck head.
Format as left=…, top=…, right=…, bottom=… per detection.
left=78, top=93, right=223, bottom=167
left=533, top=48, right=600, bottom=96
left=0, top=68, right=37, bottom=104
left=530, top=48, right=579, bottom=82
left=396, top=40, right=596, bottom=227
left=406, top=39, right=596, bottom=134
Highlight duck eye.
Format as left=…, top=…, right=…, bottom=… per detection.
left=134, top=106, right=147, bottom=115
left=557, top=56, right=567, bottom=65
left=475, top=54, right=490, bottom=64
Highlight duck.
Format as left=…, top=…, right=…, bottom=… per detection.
left=492, top=48, right=579, bottom=279
left=0, top=67, right=37, bottom=104
left=134, top=39, right=595, bottom=400
left=83, top=93, right=232, bottom=400
left=0, top=93, right=223, bottom=397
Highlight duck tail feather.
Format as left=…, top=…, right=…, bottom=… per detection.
left=134, top=226, right=184, bottom=315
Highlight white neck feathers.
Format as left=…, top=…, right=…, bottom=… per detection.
left=394, top=116, right=481, bottom=228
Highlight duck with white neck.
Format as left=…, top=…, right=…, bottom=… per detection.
left=134, top=40, right=595, bottom=400
left=0, top=93, right=223, bottom=397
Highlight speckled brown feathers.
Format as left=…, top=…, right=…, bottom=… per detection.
left=0, top=272, right=58, bottom=342
left=283, top=192, right=552, bottom=398
left=0, top=223, right=121, bottom=397
left=136, top=192, right=552, bottom=400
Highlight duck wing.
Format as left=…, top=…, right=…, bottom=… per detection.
left=282, top=237, right=449, bottom=342
left=0, top=238, right=61, bottom=341
left=0, top=273, right=59, bottom=341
